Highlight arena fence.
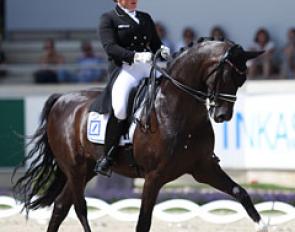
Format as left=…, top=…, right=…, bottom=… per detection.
left=0, top=196, right=295, bottom=225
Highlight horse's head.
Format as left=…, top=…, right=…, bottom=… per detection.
left=200, top=40, right=263, bottom=123
left=162, top=39, right=263, bottom=124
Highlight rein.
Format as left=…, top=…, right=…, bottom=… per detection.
left=153, top=46, right=246, bottom=105
left=139, top=45, right=246, bottom=130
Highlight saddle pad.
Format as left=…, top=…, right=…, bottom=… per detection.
left=87, top=112, right=137, bottom=145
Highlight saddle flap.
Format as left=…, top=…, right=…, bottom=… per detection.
left=87, top=112, right=137, bottom=145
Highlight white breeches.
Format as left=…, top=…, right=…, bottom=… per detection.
left=112, top=62, right=159, bottom=120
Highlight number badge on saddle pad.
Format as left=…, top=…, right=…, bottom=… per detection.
left=87, top=111, right=135, bottom=145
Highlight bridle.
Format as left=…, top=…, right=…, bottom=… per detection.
left=140, top=44, right=247, bottom=130
left=151, top=44, right=247, bottom=106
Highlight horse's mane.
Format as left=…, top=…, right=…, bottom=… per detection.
left=167, top=37, right=235, bottom=71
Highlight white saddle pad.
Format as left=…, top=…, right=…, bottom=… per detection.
left=87, top=112, right=137, bottom=145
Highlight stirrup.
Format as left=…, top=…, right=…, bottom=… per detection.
left=94, top=158, right=112, bottom=177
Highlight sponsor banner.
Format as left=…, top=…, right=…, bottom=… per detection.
left=214, top=94, right=295, bottom=170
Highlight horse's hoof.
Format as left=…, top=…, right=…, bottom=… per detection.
left=255, top=220, right=268, bottom=232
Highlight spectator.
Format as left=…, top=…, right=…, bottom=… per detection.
left=73, top=41, right=105, bottom=83
left=34, top=38, right=67, bottom=83
left=0, top=39, right=6, bottom=78
left=248, top=28, right=275, bottom=78
left=280, top=28, right=295, bottom=79
left=176, top=27, right=197, bottom=51
left=155, top=22, right=175, bottom=53
left=210, top=25, right=226, bottom=40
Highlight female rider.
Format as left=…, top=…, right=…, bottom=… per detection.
left=94, top=0, right=170, bottom=176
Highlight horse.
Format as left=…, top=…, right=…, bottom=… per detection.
left=13, top=39, right=267, bottom=232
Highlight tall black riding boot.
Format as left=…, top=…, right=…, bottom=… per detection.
left=94, top=113, right=126, bottom=177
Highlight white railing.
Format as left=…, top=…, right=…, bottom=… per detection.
left=1, top=196, right=295, bottom=225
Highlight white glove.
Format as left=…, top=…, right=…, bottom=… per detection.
left=160, top=45, right=171, bottom=60
left=134, top=52, right=153, bottom=63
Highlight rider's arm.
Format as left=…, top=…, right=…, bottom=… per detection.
left=99, top=13, right=135, bottom=64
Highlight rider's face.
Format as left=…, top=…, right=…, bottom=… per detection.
left=118, top=0, right=138, bottom=11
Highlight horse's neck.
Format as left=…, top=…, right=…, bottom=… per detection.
left=155, top=80, right=209, bottom=134
left=168, top=50, right=206, bottom=89
left=154, top=49, right=210, bottom=132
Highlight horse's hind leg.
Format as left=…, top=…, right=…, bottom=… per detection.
left=136, top=172, right=164, bottom=232
left=191, top=159, right=268, bottom=232
left=69, top=166, right=93, bottom=232
left=47, top=182, right=73, bottom=232
left=48, top=163, right=92, bottom=232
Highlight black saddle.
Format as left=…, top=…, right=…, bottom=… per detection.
left=89, top=77, right=161, bottom=125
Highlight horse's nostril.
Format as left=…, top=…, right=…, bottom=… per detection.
left=217, top=116, right=224, bottom=122
left=216, top=114, right=226, bottom=123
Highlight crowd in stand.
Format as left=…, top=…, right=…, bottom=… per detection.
left=0, top=24, right=295, bottom=83
left=156, top=24, right=295, bottom=80
left=33, top=39, right=106, bottom=84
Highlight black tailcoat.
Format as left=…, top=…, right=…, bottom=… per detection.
left=97, top=5, right=162, bottom=113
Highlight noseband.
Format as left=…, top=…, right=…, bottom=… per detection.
left=152, top=44, right=247, bottom=105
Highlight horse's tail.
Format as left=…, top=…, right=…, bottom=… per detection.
left=12, top=93, right=66, bottom=214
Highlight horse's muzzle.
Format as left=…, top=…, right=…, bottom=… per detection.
left=212, top=106, right=233, bottom=123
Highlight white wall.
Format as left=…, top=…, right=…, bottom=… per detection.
left=6, top=0, right=113, bottom=30
left=23, top=89, right=295, bottom=171
left=6, top=0, right=295, bottom=48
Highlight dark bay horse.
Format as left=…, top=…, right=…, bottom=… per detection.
left=13, top=39, right=267, bottom=232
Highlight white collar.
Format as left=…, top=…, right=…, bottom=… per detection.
left=118, top=3, right=136, bottom=16
left=118, top=4, right=139, bottom=24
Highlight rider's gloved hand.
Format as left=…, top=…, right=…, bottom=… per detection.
left=134, top=52, right=153, bottom=63
left=160, top=45, right=171, bottom=60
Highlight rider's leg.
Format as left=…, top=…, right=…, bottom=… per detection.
left=94, top=112, right=126, bottom=176
left=94, top=67, right=139, bottom=176
left=94, top=62, right=158, bottom=176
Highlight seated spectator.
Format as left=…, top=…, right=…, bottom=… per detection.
left=210, top=25, right=226, bottom=40
left=175, top=27, right=197, bottom=51
left=34, top=38, right=67, bottom=83
left=72, top=41, right=105, bottom=83
left=280, top=28, right=295, bottom=79
left=155, top=22, right=175, bottom=53
left=248, top=28, right=276, bottom=78
left=0, top=39, right=6, bottom=78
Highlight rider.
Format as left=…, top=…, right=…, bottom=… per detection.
left=94, top=0, right=170, bottom=176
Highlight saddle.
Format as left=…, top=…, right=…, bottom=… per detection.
left=87, top=77, right=161, bottom=145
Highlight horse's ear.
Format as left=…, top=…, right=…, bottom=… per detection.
left=244, top=51, right=264, bottom=60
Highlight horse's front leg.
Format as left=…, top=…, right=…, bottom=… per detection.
left=136, top=172, right=164, bottom=232
left=191, top=158, right=268, bottom=232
